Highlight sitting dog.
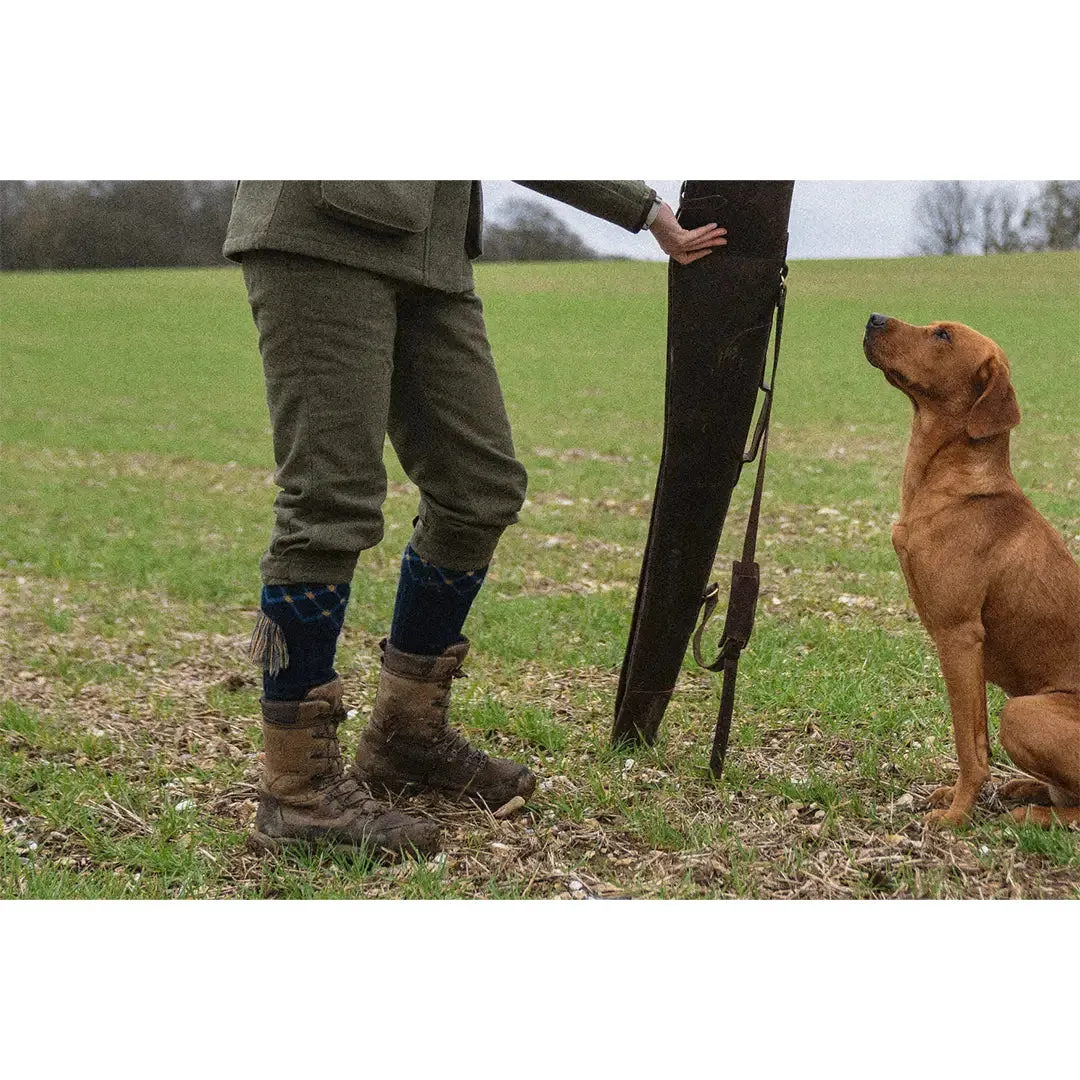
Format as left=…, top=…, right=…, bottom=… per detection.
left=863, top=314, right=1080, bottom=828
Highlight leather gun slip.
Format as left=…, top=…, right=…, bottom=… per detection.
left=612, top=181, right=794, bottom=749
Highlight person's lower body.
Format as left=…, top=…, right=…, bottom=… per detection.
left=241, top=251, right=535, bottom=856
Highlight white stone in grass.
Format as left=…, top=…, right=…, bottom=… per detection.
left=837, top=594, right=875, bottom=608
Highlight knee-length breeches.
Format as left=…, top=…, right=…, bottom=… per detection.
left=242, top=250, right=528, bottom=584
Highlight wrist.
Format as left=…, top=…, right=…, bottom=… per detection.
left=641, top=195, right=663, bottom=232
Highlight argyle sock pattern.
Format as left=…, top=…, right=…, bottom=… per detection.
left=389, top=545, right=487, bottom=656
left=249, top=583, right=351, bottom=702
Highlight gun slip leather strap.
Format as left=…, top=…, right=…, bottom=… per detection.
left=692, top=268, right=786, bottom=776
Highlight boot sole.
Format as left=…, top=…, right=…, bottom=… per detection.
left=247, top=830, right=288, bottom=855
left=361, top=770, right=537, bottom=810
left=246, top=827, right=437, bottom=861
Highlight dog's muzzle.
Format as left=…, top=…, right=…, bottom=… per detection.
left=863, top=312, right=891, bottom=364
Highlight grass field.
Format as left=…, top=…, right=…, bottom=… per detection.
left=2, top=251, right=1078, bottom=899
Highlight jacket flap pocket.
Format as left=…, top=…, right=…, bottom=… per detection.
left=311, top=181, right=436, bottom=234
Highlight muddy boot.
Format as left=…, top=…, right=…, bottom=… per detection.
left=352, top=640, right=536, bottom=808
left=250, top=676, right=439, bottom=858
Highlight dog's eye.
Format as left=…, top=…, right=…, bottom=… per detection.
left=934, top=327, right=951, bottom=342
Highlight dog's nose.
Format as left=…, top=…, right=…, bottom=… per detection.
left=866, top=313, right=889, bottom=331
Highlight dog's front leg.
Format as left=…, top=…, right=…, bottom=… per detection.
left=927, top=623, right=992, bottom=828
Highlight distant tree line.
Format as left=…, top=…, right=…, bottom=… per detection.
left=913, top=180, right=1079, bottom=255
left=1, top=181, right=236, bottom=270
left=0, top=182, right=603, bottom=271
left=6, top=180, right=1075, bottom=270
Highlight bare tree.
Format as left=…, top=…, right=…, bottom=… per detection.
left=913, top=181, right=976, bottom=255
left=978, top=186, right=1027, bottom=253
left=1022, top=181, right=1080, bottom=251
left=481, top=198, right=599, bottom=262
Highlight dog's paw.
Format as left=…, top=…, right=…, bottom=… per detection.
left=1010, top=805, right=1046, bottom=826
left=927, top=785, right=956, bottom=808
left=925, top=806, right=970, bottom=830
left=1007, top=805, right=1079, bottom=828
left=998, top=779, right=1053, bottom=806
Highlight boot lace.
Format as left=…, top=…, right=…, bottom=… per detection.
left=430, top=725, right=490, bottom=775
left=423, top=668, right=489, bottom=775
left=310, top=722, right=381, bottom=811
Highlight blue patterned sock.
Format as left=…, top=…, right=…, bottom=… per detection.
left=389, top=545, right=487, bottom=656
left=249, top=583, right=351, bottom=702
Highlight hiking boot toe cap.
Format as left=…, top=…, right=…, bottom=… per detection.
left=370, top=811, right=440, bottom=857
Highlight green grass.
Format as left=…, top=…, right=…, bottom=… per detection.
left=2, top=251, right=1078, bottom=899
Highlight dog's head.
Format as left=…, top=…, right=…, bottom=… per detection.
left=863, top=314, right=1021, bottom=439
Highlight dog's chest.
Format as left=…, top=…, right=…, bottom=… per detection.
left=891, top=514, right=974, bottom=623
left=890, top=521, right=929, bottom=614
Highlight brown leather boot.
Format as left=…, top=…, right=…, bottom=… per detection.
left=250, top=677, right=439, bottom=857
left=352, top=640, right=536, bottom=808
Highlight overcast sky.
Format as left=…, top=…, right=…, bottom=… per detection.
left=483, top=180, right=1046, bottom=260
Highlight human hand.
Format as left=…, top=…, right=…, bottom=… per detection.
left=648, top=202, right=727, bottom=265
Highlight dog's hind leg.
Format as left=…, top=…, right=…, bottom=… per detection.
left=998, top=778, right=1053, bottom=805
left=999, top=691, right=1080, bottom=828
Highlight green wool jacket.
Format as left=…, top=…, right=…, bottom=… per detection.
left=223, top=180, right=658, bottom=293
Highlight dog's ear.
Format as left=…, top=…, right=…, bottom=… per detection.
left=967, top=356, right=1020, bottom=439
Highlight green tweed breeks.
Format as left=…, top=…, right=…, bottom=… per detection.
left=243, top=250, right=528, bottom=584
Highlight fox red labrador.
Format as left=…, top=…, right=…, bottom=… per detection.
left=863, top=314, right=1080, bottom=828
